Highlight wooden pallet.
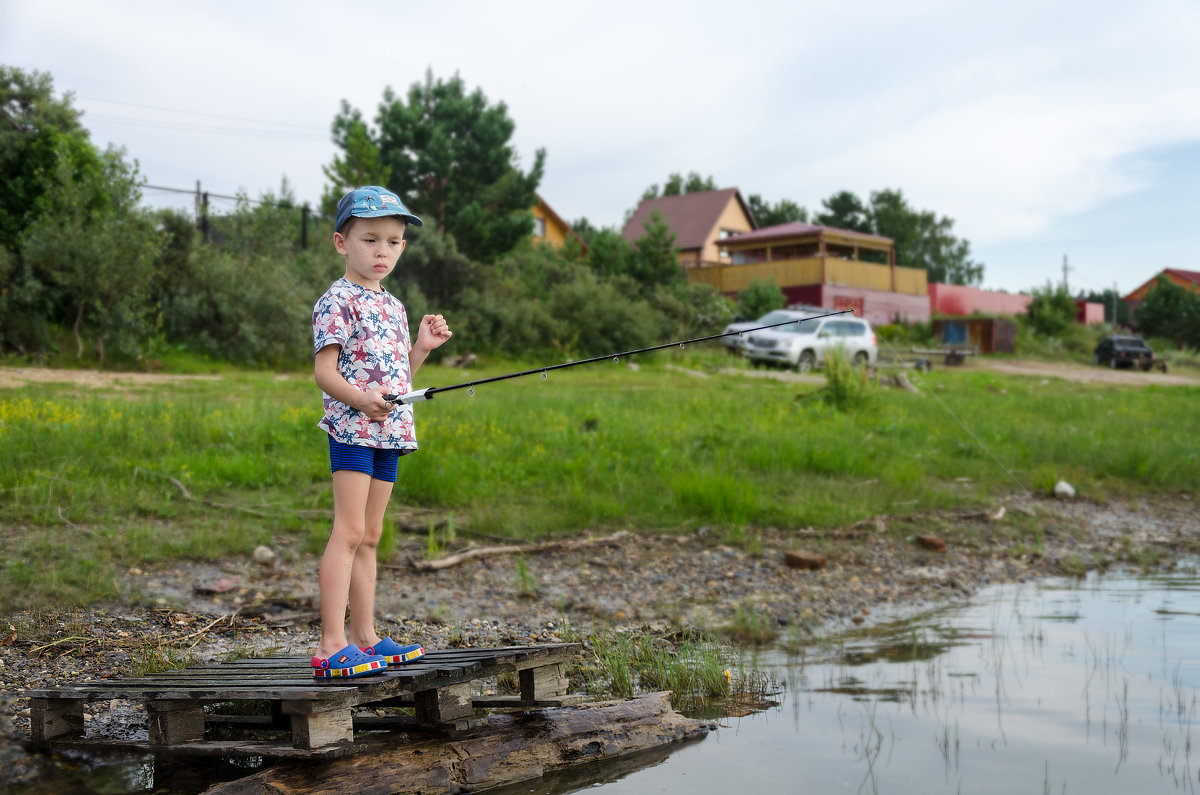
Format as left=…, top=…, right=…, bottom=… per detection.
left=25, top=643, right=581, bottom=759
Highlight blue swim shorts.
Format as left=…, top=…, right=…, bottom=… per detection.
left=328, top=436, right=403, bottom=482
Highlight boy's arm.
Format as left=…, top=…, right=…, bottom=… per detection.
left=314, top=344, right=393, bottom=422
left=409, top=314, right=453, bottom=374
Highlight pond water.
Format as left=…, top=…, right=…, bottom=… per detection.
left=527, top=570, right=1200, bottom=794
left=19, top=570, right=1200, bottom=793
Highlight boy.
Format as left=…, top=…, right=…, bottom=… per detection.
left=310, top=186, right=452, bottom=678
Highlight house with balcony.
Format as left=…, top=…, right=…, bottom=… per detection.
left=703, top=222, right=930, bottom=325
left=621, top=188, right=756, bottom=267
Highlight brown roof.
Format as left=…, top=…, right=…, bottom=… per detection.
left=1168, top=268, right=1200, bottom=285
left=621, top=188, right=754, bottom=250
left=1123, top=268, right=1200, bottom=301
left=716, top=221, right=893, bottom=247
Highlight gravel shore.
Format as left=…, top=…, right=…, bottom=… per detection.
left=1, top=494, right=1196, bottom=787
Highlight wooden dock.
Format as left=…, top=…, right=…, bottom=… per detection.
left=24, top=643, right=581, bottom=759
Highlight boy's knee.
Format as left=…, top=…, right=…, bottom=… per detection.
left=331, top=522, right=369, bottom=548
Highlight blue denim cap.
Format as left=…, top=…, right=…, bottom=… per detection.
left=335, top=186, right=423, bottom=233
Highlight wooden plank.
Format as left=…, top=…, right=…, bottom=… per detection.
left=413, top=682, right=473, bottom=723
left=288, top=707, right=354, bottom=750
left=146, top=700, right=205, bottom=745
left=519, top=663, right=569, bottom=701
left=28, top=697, right=84, bottom=742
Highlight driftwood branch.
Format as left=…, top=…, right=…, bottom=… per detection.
left=399, top=532, right=628, bottom=573
left=135, top=468, right=278, bottom=519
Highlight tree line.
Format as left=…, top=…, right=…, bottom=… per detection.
left=6, top=65, right=1192, bottom=367
left=0, top=67, right=736, bottom=366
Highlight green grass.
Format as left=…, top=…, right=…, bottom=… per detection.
left=1, top=351, right=1198, bottom=607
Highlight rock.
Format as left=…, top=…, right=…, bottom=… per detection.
left=1054, top=480, right=1076, bottom=499
left=916, top=535, right=946, bottom=552
left=784, top=550, right=827, bottom=570
left=194, top=575, right=242, bottom=594
left=444, top=353, right=478, bottom=368
left=253, top=545, right=277, bottom=567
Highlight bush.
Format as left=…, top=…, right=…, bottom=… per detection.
left=738, top=279, right=785, bottom=319
left=1026, top=282, right=1077, bottom=338
left=820, top=349, right=872, bottom=411
left=1135, top=276, right=1200, bottom=350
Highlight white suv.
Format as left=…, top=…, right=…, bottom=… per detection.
left=745, top=316, right=878, bottom=372
left=720, top=306, right=822, bottom=353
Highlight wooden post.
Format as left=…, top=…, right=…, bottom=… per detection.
left=413, top=683, right=474, bottom=723
left=819, top=231, right=827, bottom=284
left=282, top=699, right=354, bottom=749
left=519, top=663, right=569, bottom=703
left=28, top=698, right=85, bottom=741
left=146, top=699, right=206, bottom=745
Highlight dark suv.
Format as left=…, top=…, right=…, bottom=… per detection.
left=1093, top=335, right=1154, bottom=368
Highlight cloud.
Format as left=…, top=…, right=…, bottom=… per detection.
left=4, top=0, right=1200, bottom=293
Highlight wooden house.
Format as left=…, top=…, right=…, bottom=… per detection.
left=1123, top=268, right=1200, bottom=316
left=621, top=188, right=756, bottom=268
left=705, top=222, right=930, bottom=325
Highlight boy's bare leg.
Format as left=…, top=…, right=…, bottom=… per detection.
left=316, top=469, right=372, bottom=659
left=347, top=476, right=393, bottom=650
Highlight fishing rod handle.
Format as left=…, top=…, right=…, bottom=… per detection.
left=385, top=388, right=436, bottom=405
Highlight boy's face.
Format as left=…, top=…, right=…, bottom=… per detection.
left=333, top=216, right=408, bottom=288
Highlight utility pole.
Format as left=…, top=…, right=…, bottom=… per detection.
left=1112, top=281, right=1119, bottom=326
left=1062, top=254, right=1073, bottom=292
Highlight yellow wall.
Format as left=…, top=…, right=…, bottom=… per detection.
left=893, top=266, right=928, bottom=295
left=688, top=257, right=824, bottom=293
left=532, top=203, right=571, bottom=249
left=686, top=257, right=927, bottom=296
left=701, top=198, right=756, bottom=263
left=826, top=259, right=891, bottom=291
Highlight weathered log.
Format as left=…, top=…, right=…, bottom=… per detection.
left=401, top=532, right=627, bottom=573
left=203, top=692, right=713, bottom=794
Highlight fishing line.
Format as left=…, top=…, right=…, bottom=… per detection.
left=386, top=308, right=855, bottom=405
left=875, top=333, right=1033, bottom=498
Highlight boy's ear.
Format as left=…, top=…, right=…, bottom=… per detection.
left=332, top=231, right=348, bottom=255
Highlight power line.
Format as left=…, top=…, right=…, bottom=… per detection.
left=141, top=183, right=303, bottom=208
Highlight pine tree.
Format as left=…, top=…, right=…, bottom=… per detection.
left=325, top=70, right=545, bottom=262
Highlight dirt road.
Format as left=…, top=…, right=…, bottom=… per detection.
left=972, top=357, right=1199, bottom=386
left=2, top=357, right=1196, bottom=393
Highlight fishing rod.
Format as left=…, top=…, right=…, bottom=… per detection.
left=385, top=308, right=854, bottom=404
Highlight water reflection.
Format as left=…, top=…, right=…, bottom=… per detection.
left=17, top=571, right=1200, bottom=793
left=581, top=570, right=1200, bottom=794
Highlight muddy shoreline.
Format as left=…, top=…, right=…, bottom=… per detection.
left=1, top=494, right=1196, bottom=787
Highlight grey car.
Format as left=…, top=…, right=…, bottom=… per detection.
left=1093, top=335, right=1154, bottom=368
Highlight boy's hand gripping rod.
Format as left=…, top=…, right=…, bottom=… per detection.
left=385, top=308, right=854, bottom=405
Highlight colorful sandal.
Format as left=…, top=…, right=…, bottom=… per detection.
left=362, top=637, right=425, bottom=666
left=312, top=645, right=387, bottom=679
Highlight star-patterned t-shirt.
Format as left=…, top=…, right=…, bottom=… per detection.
left=313, top=278, right=417, bottom=450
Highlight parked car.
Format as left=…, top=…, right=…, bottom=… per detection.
left=720, top=309, right=812, bottom=353
left=745, top=316, right=878, bottom=371
left=1093, top=335, right=1154, bottom=368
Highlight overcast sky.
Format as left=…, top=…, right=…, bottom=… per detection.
left=4, top=0, right=1199, bottom=295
